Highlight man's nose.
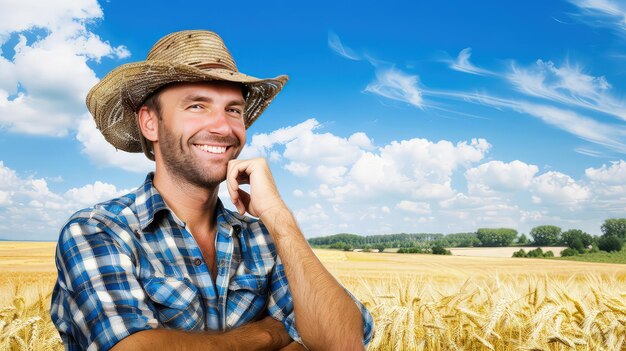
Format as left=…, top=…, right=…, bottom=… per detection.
left=204, top=109, right=233, bottom=134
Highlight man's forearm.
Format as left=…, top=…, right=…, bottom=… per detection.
left=260, top=206, right=365, bottom=351
left=111, top=316, right=291, bottom=351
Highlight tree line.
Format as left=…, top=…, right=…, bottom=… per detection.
left=307, top=218, right=626, bottom=254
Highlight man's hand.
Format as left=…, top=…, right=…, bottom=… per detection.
left=227, top=158, right=286, bottom=217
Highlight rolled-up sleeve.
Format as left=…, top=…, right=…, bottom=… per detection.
left=50, top=217, right=156, bottom=351
left=265, top=256, right=375, bottom=348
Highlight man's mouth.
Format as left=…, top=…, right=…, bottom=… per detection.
left=194, top=144, right=228, bottom=154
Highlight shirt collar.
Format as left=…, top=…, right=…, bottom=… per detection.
left=136, top=173, right=243, bottom=236
left=136, top=173, right=173, bottom=230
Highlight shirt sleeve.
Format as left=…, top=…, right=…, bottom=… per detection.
left=265, top=255, right=375, bottom=348
left=50, top=216, right=157, bottom=351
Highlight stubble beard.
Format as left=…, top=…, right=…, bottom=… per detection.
left=158, top=124, right=240, bottom=189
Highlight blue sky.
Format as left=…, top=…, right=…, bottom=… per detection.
left=1, top=0, right=626, bottom=240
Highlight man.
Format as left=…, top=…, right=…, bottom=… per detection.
left=50, top=30, right=374, bottom=350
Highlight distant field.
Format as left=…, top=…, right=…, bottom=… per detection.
left=447, top=246, right=567, bottom=258
left=1, top=242, right=626, bottom=350
left=0, top=241, right=56, bottom=273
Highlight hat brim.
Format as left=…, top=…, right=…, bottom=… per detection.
left=87, top=60, right=288, bottom=153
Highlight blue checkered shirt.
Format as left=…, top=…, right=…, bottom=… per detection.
left=50, top=173, right=373, bottom=350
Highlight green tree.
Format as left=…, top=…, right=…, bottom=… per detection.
left=560, top=248, right=579, bottom=257
left=431, top=245, right=451, bottom=255
left=597, top=236, right=624, bottom=252
left=375, top=244, right=386, bottom=253
left=517, top=233, right=529, bottom=245
left=527, top=247, right=544, bottom=257
left=601, top=218, right=626, bottom=239
left=512, top=249, right=527, bottom=258
left=476, top=228, right=518, bottom=247
left=561, top=229, right=592, bottom=253
left=530, top=225, right=561, bottom=246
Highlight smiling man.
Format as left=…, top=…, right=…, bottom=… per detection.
left=50, top=31, right=373, bottom=351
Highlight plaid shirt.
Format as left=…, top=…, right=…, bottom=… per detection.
left=50, top=173, right=373, bottom=350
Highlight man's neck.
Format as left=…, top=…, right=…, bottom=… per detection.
left=152, top=169, right=220, bottom=239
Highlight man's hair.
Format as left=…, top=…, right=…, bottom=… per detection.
left=141, top=87, right=165, bottom=119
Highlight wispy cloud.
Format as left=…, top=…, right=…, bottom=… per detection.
left=328, top=31, right=361, bottom=61
left=575, top=147, right=608, bottom=158
left=364, top=68, right=424, bottom=108
left=451, top=91, right=626, bottom=154
left=450, top=48, right=494, bottom=76
left=507, top=59, right=626, bottom=121
left=568, top=0, right=626, bottom=32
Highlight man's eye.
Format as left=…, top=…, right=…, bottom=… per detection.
left=228, top=108, right=242, bottom=115
left=188, top=104, right=203, bottom=110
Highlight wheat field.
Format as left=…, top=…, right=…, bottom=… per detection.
left=1, top=243, right=625, bottom=350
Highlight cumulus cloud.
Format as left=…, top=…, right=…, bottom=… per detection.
left=0, top=160, right=130, bottom=240
left=346, top=138, right=490, bottom=200
left=76, top=117, right=154, bottom=173
left=466, top=160, right=539, bottom=195
left=0, top=0, right=129, bottom=137
left=585, top=160, right=626, bottom=184
left=364, top=68, right=424, bottom=108
left=396, top=200, right=431, bottom=214
left=530, top=171, right=590, bottom=207
left=240, top=118, right=322, bottom=161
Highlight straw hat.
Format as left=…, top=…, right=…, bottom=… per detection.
left=86, top=30, right=288, bottom=160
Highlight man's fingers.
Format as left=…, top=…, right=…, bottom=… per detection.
left=237, top=189, right=252, bottom=216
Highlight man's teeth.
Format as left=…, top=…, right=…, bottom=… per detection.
left=196, top=145, right=227, bottom=154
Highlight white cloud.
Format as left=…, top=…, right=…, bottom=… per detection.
left=76, top=116, right=154, bottom=173
left=284, top=162, right=310, bottom=176
left=0, top=161, right=130, bottom=240
left=507, top=60, right=626, bottom=121
left=328, top=31, right=360, bottom=61
left=450, top=48, right=493, bottom=76
left=466, top=160, right=539, bottom=195
left=585, top=160, right=626, bottom=184
left=241, top=118, right=320, bottom=159
left=530, top=171, right=590, bottom=207
left=396, top=200, right=431, bottom=214
left=0, top=0, right=130, bottom=137
left=568, top=0, right=626, bottom=32
left=517, top=103, right=626, bottom=154
left=293, top=189, right=304, bottom=197
left=364, top=68, right=424, bottom=108
left=457, top=92, right=626, bottom=154
left=294, top=203, right=329, bottom=224
left=283, top=130, right=364, bottom=168
left=314, top=165, right=348, bottom=185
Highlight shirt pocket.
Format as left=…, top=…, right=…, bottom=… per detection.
left=142, top=276, right=204, bottom=330
left=226, top=274, right=269, bottom=328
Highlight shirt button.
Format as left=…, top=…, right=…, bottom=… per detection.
left=193, top=258, right=202, bottom=266
left=232, top=225, right=241, bottom=235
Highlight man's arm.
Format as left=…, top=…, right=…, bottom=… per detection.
left=227, top=158, right=368, bottom=351
left=111, top=316, right=292, bottom=351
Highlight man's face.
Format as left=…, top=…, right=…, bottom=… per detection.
left=153, top=81, right=246, bottom=188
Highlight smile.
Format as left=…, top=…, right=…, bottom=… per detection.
left=194, top=144, right=228, bottom=154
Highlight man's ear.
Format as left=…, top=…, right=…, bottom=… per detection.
left=138, top=106, right=158, bottom=142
